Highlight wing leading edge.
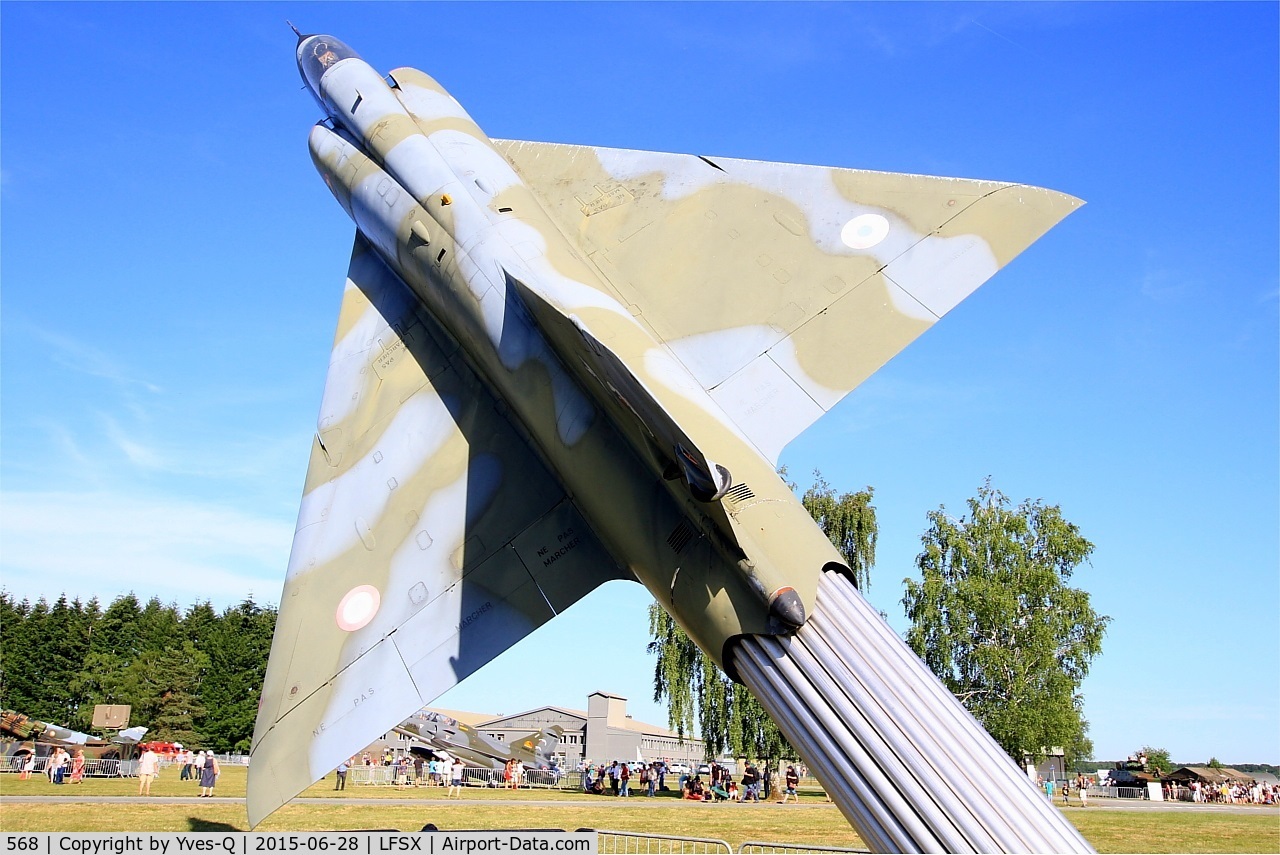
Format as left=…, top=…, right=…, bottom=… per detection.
left=248, top=236, right=626, bottom=827
left=493, top=141, right=1082, bottom=462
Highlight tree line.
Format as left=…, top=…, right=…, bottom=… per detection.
left=0, top=592, right=276, bottom=751
left=2, top=474, right=1112, bottom=770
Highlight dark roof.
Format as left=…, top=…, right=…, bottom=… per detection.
left=1165, top=766, right=1255, bottom=783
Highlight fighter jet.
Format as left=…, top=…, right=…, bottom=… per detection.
left=250, top=31, right=1091, bottom=853
left=395, top=713, right=563, bottom=771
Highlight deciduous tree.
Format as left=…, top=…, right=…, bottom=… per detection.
left=1139, top=746, right=1173, bottom=775
left=902, top=480, right=1109, bottom=764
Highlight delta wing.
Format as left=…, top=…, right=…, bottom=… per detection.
left=248, top=236, right=625, bottom=826
left=494, top=141, right=1082, bottom=462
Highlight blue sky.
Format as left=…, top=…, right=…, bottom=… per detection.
left=2, top=3, right=1276, bottom=766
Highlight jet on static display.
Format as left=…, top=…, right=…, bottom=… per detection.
left=250, top=31, right=1091, bottom=853
left=395, top=713, right=564, bottom=771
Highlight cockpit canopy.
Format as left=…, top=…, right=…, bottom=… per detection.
left=297, top=35, right=361, bottom=95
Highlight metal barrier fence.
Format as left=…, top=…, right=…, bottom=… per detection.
left=2, top=756, right=129, bottom=777
left=4, top=754, right=250, bottom=778
left=213, top=754, right=251, bottom=766
left=348, top=766, right=396, bottom=786
left=344, top=765, right=569, bottom=789
left=1086, top=785, right=1146, bottom=800
left=738, top=844, right=870, bottom=855
left=584, top=830, right=732, bottom=855
left=583, top=832, right=868, bottom=855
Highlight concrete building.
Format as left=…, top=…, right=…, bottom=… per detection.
left=478, top=691, right=706, bottom=768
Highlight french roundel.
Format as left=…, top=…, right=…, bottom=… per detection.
left=336, top=585, right=381, bottom=632
left=841, top=214, right=891, bottom=250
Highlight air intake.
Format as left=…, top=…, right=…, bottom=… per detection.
left=665, top=521, right=696, bottom=554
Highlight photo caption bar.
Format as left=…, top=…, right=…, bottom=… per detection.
left=2, top=834, right=597, bottom=855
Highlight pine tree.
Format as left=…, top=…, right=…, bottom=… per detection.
left=198, top=598, right=277, bottom=751
left=126, top=641, right=210, bottom=743
left=93, top=594, right=143, bottom=660
left=9, top=598, right=51, bottom=719
left=0, top=593, right=37, bottom=712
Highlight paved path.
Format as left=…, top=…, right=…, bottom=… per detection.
left=1, top=795, right=830, bottom=809
left=2, top=794, right=1276, bottom=815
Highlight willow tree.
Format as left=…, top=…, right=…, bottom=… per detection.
left=801, top=475, right=877, bottom=591
left=902, top=480, right=1109, bottom=765
left=648, top=474, right=877, bottom=759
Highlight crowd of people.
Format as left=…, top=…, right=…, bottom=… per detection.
left=338, top=751, right=469, bottom=796
left=1168, top=780, right=1279, bottom=805
left=18, top=746, right=86, bottom=784
left=161, top=747, right=220, bottom=796
left=582, top=760, right=649, bottom=796
left=679, top=762, right=802, bottom=804
left=581, top=760, right=804, bottom=804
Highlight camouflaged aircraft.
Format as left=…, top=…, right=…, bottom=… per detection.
left=395, top=712, right=563, bottom=771
left=0, top=709, right=146, bottom=771
left=249, top=30, right=1089, bottom=852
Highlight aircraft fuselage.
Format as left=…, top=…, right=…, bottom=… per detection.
left=298, top=35, right=842, bottom=667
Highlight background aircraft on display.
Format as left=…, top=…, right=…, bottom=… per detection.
left=248, top=31, right=1095, bottom=853
left=395, top=712, right=564, bottom=771
left=0, top=709, right=147, bottom=769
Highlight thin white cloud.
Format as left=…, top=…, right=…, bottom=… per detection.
left=101, top=414, right=166, bottom=469
left=0, top=489, right=293, bottom=609
left=27, top=326, right=163, bottom=394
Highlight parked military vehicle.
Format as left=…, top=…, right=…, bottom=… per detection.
left=0, top=709, right=146, bottom=776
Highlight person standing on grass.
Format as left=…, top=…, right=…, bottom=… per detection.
left=778, top=765, right=800, bottom=804
left=741, top=763, right=760, bottom=802
left=70, top=749, right=85, bottom=783
left=335, top=759, right=348, bottom=791
left=448, top=758, right=466, bottom=798
left=137, top=747, right=159, bottom=795
left=199, top=751, right=220, bottom=797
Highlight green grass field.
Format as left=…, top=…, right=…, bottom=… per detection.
left=2, top=766, right=1277, bottom=853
